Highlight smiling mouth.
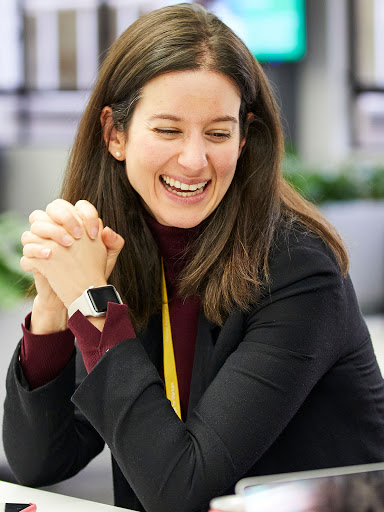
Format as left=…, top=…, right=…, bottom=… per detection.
left=160, top=175, right=209, bottom=197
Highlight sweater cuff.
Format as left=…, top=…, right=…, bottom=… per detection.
left=68, top=302, right=136, bottom=373
left=20, top=312, right=75, bottom=390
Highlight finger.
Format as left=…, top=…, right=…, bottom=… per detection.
left=23, top=243, right=52, bottom=259
left=29, top=209, right=53, bottom=225
left=21, top=231, right=42, bottom=247
left=29, top=221, right=74, bottom=246
left=20, top=256, right=45, bottom=274
left=74, top=200, right=100, bottom=240
left=102, top=226, right=125, bottom=251
left=21, top=230, right=73, bottom=248
left=46, top=199, right=83, bottom=239
left=20, top=256, right=34, bottom=273
left=102, top=226, right=125, bottom=279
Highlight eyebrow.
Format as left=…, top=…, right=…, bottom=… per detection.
left=147, top=114, right=238, bottom=124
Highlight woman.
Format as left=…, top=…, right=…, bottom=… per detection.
left=3, top=3, right=384, bottom=512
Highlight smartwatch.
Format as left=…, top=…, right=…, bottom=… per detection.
left=68, top=285, right=123, bottom=318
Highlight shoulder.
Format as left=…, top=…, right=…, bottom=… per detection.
left=266, top=222, right=343, bottom=294
left=248, top=222, right=357, bottom=346
left=240, top=223, right=359, bottom=361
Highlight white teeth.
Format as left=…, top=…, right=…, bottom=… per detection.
left=161, top=175, right=208, bottom=192
left=161, top=179, right=207, bottom=197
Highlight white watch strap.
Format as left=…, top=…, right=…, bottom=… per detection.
left=68, top=291, right=92, bottom=318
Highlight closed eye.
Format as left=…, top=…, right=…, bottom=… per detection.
left=154, top=128, right=180, bottom=135
left=153, top=128, right=231, bottom=140
left=208, top=132, right=231, bottom=140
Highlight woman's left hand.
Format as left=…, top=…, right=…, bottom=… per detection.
left=21, top=200, right=125, bottom=309
left=21, top=217, right=108, bottom=308
left=43, top=199, right=125, bottom=280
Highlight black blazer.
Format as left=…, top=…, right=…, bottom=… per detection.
left=4, top=228, right=384, bottom=512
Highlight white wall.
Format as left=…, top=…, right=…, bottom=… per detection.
left=2, top=146, right=69, bottom=217
left=297, top=0, right=351, bottom=164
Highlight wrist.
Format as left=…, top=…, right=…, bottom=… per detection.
left=31, top=297, right=68, bottom=334
left=64, top=279, right=108, bottom=309
left=68, top=283, right=121, bottom=319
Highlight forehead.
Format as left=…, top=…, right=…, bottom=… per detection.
left=134, top=70, right=242, bottom=122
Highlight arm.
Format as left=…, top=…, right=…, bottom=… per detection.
left=22, top=200, right=125, bottom=335
left=20, top=312, right=75, bottom=389
left=3, top=200, right=125, bottom=485
left=4, top=302, right=134, bottom=486
left=71, top=236, right=346, bottom=512
left=3, top=342, right=105, bottom=487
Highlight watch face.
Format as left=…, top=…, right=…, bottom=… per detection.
left=87, top=286, right=120, bottom=313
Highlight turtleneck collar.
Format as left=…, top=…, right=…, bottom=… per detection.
left=144, top=212, right=203, bottom=293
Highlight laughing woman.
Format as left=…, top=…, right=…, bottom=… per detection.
left=4, top=3, right=384, bottom=512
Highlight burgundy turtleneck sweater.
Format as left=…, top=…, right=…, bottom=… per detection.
left=20, top=217, right=201, bottom=420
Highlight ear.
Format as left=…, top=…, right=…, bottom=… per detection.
left=100, top=106, right=125, bottom=161
left=238, top=112, right=254, bottom=157
left=238, top=137, right=246, bottom=157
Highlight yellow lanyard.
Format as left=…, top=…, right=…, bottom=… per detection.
left=161, top=259, right=182, bottom=419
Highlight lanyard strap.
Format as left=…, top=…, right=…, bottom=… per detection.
left=161, top=258, right=182, bottom=419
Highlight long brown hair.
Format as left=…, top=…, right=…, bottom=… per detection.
left=61, top=3, right=348, bottom=330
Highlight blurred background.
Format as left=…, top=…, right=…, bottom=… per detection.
left=1, top=0, right=384, bottom=505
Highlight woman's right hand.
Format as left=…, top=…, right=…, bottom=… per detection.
left=22, top=200, right=124, bottom=334
left=21, top=209, right=70, bottom=333
left=42, top=199, right=124, bottom=280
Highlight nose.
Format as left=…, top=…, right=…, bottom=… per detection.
left=177, top=135, right=208, bottom=173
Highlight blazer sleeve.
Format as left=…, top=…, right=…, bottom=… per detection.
left=71, top=234, right=349, bottom=512
left=3, top=343, right=105, bottom=487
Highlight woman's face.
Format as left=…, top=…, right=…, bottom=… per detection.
left=122, top=69, right=246, bottom=228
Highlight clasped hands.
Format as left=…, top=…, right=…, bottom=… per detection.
left=21, top=199, right=125, bottom=314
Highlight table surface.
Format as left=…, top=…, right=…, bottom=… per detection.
left=0, top=481, right=134, bottom=512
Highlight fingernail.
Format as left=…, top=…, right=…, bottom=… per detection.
left=62, top=234, right=73, bottom=246
left=105, top=226, right=116, bottom=239
left=41, top=248, right=51, bottom=258
left=90, top=227, right=99, bottom=239
left=73, top=226, right=82, bottom=238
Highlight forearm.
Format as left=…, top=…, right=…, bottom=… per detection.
left=3, top=345, right=104, bottom=487
left=20, top=312, right=75, bottom=389
left=72, top=340, right=237, bottom=512
left=30, top=295, right=68, bottom=334
left=68, top=302, right=135, bottom=373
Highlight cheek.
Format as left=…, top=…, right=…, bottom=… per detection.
left=137, top=138, right=173, bottom=169
left=125, top=143, right=161, bottom=187
left=214, top=150, right=239, bottom=182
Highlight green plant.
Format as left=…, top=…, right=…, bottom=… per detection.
left=283, top=159, right=384, bottom=204
left=0, top=212, right=34, bottom=309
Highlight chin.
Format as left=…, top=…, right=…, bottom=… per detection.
left=158, top=213, right=204, bottom=229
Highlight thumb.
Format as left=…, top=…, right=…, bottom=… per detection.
left=102, top=226, right=125, bottom=278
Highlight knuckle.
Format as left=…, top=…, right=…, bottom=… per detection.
left=29, top=209, right=44, bottom=223
left=30, top=220, right=43, bottom=232
left=49, top=198, right=66, bottom=208
left=20, top=256, right=32, bottom=273
left=75, top=200, right=98, bottom=218
left=46, top=200, right=72, bottom=219
left=30, top=220, right=50, bottom=236
left=74, top=199, right=89, bottom=208
left=21, top=231, right=29, bottom=242
left=21, top=231, right=34, bottom=245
